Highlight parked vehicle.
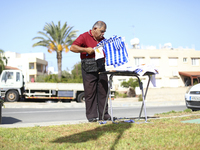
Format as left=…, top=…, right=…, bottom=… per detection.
left=0, top=70, right=86, bottom=102
left=185, top=83, right=200, bottom=111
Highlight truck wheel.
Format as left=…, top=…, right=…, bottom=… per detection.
left=5, top=90, right=19, bottom=102
left=77, top=92, right=85, bottom=103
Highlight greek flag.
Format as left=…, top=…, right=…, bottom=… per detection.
left=97, top=36, right=129, bottom=68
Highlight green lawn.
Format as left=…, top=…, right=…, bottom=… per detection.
left=0, top=109, right=200, bottom=150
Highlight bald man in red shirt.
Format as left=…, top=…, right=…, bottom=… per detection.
left=70, top=21, right=111, bottom=122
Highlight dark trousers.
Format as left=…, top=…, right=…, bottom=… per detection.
left=81, top=67, right=110, bottom=120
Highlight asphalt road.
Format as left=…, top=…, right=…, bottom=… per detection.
left=1, top=105, right=187, bottom=128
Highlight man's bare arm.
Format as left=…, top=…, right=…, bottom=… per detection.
left=70, top=45, right=94, bottom=54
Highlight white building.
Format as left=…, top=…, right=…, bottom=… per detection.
left=48, top=66, right=58, bottom=74
left=106, top=47, right=200, bottom=90
left=4, top=51, right=48, bottom=82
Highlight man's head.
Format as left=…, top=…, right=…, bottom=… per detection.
left=92, top=21, right=106, bottom=41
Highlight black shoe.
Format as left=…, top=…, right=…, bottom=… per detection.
left=106, top=117, right=117, bottom=121
left=88, top=118, right=98, bottom=122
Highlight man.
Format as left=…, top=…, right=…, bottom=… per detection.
left=70, top=21, right=111, bottom=122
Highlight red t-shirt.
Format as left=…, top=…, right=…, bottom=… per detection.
left=72, top=30, right=104, bottom=59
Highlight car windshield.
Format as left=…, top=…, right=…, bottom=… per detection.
left=186, top=86, right=192, bottom=94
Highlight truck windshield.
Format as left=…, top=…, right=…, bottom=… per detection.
left=1, top=71, right=14, bottom=82
left=1, top=72, right=7, bottom=82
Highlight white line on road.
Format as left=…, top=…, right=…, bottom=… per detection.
left=2, top=109, right=84, bottom=114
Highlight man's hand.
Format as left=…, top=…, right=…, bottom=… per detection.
left=86, top=47, right=95, bottom=54
left=70, top=45, right=94, bottom=54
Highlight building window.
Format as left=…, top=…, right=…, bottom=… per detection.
left=150, top=57, right=160, bottom=66
left=191, top=58, right=199, bottom=66
left=30, top=75, right=35, bottom=82
left=37, top=64, right=42, bottom=72
left=29, top=63, right=34, bottom=69
left=134, top=57, right=144, bottom=66
left=169, top=57, right=178, bottom=66
left=183, top=58, right=187, bottom=63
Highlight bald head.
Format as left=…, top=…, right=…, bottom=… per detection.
left=91, top=21, right=106, bottom=41
left=92, top=21, right=107, bottom=29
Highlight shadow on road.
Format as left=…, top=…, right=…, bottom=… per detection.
left=1, top=117, right=22, bottom=124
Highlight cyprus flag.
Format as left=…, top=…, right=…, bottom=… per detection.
left=94, top=46, right=104, bottom=60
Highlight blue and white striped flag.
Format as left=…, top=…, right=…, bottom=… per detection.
left=97, top=36, right=129, bottom=68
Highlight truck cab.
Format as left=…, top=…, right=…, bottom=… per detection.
left=0, top=70, right=24, bottom=102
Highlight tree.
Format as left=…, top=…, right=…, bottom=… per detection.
left=32, top=21, right=78, bottom=79
left=71, top=62, right=82, bottom=80
left=121, top=78, right=139, bottom=97
left=62, top=70, right=73, bottom=80
left=0, top=49, right=8, bottom=73
left=121, top=78, right=139, bottom=89
left=35, top=63, right=82, bottom=83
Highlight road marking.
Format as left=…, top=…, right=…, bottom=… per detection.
left=2, top=109, right=84, bottom=114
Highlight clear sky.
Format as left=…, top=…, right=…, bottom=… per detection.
left=1, top=0, right=200, bottom=71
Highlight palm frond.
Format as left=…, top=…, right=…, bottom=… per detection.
left=32, top=21, right=78, bottom=50
left=32, top=40, right=50, bottom=47
left=64, top=30, right=78, bottom=44
left=0, top=49, right=7, bottom=68
left=0, top=49, right=4, bottom=53
left=37, top=31, right=52, bottom=41
left=32, top=36, right=47, bottom=41
left=62, top=26, right=71, bottom=39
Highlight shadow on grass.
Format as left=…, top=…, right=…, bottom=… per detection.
left=52, top=122, right=132, bottom=149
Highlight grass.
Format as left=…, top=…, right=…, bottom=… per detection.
left=0, top=109, right=200, bottom=150
left=154, top=108, right=200, bottom=117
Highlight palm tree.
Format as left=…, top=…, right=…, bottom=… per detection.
left=0, top=49, right=8, bottom=73
left=32, top=21, right=78, bottom=79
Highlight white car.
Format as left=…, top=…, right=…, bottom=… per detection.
left=185, top=83, right=200, bottom=111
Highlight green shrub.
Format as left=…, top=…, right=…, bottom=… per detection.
left=121, top=78, right=139, bottom=89
left=114, top=92, right=127, bottom=98
left=138, top=94, right=143, bottom=101
left=184, top=109, right=192, bottom=113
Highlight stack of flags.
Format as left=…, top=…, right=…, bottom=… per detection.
left=95, top=36, right=129, bottom=68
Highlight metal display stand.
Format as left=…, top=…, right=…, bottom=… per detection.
left=100, top=71, right=155, bottom=123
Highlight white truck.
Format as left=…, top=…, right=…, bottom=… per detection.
left=0, top=70, right=86, bottom=102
